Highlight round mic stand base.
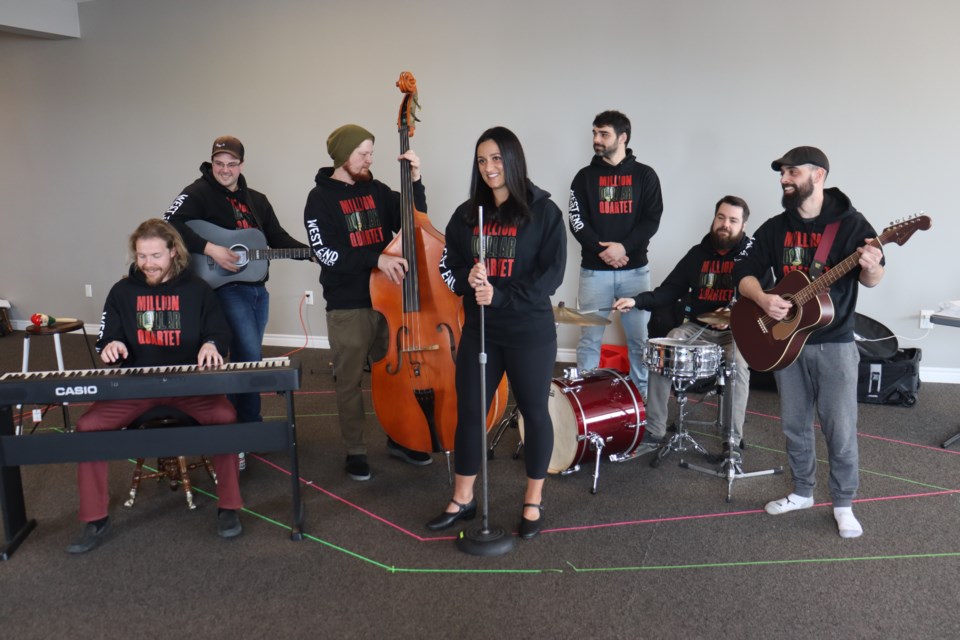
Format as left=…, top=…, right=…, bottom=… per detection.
left=456, top=524, right=516, bottom=557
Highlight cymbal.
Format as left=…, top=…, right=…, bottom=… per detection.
left=696, top=309, right=731, bottom=325
left=553, top=303, right=611, bottom=326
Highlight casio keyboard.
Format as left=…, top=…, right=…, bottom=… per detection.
left=0, top=358, right=305, bottom=560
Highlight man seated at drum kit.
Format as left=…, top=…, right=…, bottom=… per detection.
left=613, top=195, right=755, bottom=460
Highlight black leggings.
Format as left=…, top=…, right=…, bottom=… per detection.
left=454, top=334, right=556, bottom=479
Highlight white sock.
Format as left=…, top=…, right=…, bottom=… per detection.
left=834, top=507, right=863, bottom=538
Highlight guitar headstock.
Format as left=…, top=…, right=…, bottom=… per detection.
left=396, top=71, right=420, bottom=138
left=881, top=213, right=932, bottom=246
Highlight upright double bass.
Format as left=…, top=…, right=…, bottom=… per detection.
left=370, top=72, right=507, bottom=456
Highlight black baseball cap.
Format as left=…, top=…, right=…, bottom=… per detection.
left=771, top=146, right=829, bottom=173
left=211, top=135, right=244, bottom=161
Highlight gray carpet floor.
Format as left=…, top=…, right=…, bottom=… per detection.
left=1, top=331, right=959, bottom=639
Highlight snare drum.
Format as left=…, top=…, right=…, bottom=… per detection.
left=643, top=338, right=721, bottom=380
left=518, top=369, right=645, bottom=474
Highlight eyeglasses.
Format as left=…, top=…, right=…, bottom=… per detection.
left=213, top=160, right=241, bottom=170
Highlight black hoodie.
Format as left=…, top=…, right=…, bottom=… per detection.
left=303, top=167, right=426, bottom=311
left=165, top=162, right=308, bottom=262
left=96, top=265, right=231, bottom=367
left=569, top=151, right=663, bottom=270
left=733, top=187, right=882, bottom=344
left=633, top=231, right=751, bottom=322
left=440, top=182, right=566, bottom=348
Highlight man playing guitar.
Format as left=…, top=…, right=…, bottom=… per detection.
left=733, top=146, right=884, bottom=539
left=164, top=136, right=311, bottom=447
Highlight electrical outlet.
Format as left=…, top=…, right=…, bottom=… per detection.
left=84, top=284, right=93, bottom=298
left=919, top=309, right=933, bottom=329
left=305, top=290, right=314, bottom=306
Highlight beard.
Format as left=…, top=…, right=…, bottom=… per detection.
left=593, top=142, right=618, bottom=160
left=142, top=267, right=173, bottom=286
left=781, top=176, right=814, bottom=211
left=710, top=227, right=743, bottom=252
left=344, top=165, right=372, bottom=183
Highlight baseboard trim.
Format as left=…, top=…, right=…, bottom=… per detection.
left=11, top=320, right=958, bottom=384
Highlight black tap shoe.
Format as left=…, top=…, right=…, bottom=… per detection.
left=426, top=498, right=477, bottom=531
left=519, top=503, right=544, bottom=540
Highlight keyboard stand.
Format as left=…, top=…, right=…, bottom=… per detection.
left=0, top=372, right=304, bottom=560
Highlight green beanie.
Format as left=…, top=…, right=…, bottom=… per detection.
left=327, top=124, right=375, bottom=168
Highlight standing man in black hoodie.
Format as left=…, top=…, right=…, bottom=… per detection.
left=165, top=136, right=310, bottom=456
left=614, top=195, right=754, bottom=458
left=303, top=124, right=432, bottom=481
left=734, top=146, right=884, bottom=539
left=569, top=110, right=664, bottom=399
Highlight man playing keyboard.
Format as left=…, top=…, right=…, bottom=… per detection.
left=68, top=219, right=243, bottom=554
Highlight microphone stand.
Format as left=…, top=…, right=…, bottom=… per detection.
left=457, top=205, right=515, bottom=556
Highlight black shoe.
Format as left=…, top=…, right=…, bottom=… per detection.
left=217, top=509, right=243, bottom=539
left=386, top=438, right=433, bottom=466
left=426, top=498, right=477, bottom=531
left=66, top=518, right=112, bottom=554
left=345, top=455, right=371, bottom=481
left=519, top=503, right=544, bottom=540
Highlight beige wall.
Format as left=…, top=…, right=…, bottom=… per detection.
left=1, top=0, right=957, bottom=378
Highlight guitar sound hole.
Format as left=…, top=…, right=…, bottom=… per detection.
left=230, top=245, right=250, bottom=267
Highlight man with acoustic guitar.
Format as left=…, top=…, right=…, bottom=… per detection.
left=164, top=136, right=311, bottom=455
left=733, top=146, right=884, bottom=539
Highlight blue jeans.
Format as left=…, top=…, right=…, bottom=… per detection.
left=576, top=266, right=651, bottom=394
left=216, top=283, right=269, bottom=423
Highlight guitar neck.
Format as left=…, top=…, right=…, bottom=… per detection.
left=250, top=247, right=313, bottom=261
left=792, top=233, right=885, bottom=306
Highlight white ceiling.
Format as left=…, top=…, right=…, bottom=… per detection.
left=0, top=0, right=84, bottom=39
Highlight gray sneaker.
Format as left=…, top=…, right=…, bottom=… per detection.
left=634, top=431, right=664, bottom=455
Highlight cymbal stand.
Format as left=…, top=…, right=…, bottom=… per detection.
left=651, top=375, right=715, bottom=467
left=680, top=356, right=782, bottom=502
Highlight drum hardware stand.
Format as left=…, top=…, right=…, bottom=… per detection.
left=577, top=432, right=609, bottom=494
left=651, top=375, right=716, bottom=468
left=679, top=356, right=782, bottom=502
left=488, top=406, right=519, bottom=459
left=457, top=206, right=514, bottom=557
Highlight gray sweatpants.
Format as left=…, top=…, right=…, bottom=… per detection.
left=773, top=341, right=860, bottom=508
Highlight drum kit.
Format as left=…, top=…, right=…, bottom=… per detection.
left=491, top=304, right=781, bottom=502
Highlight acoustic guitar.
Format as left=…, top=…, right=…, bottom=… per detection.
left=186, top=219, right=313, bottom=289
left=731, top=214, right=931, bottom=372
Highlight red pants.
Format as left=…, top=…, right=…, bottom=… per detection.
left=75, top=395, right=242, bottom=522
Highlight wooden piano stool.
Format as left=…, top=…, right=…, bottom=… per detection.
left=123, top=408, right=216, bottom=511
